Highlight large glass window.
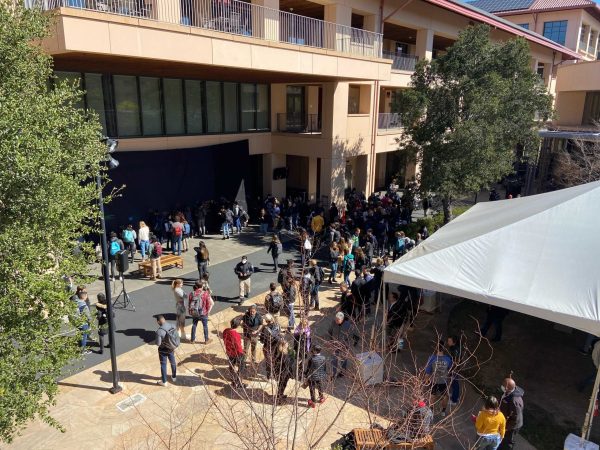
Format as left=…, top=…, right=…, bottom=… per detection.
left=113, top=75, right=141, bottom=137
left=257, top=84, right=269, bottom=130
left=206, top=81, right=223, bottom=133
left=55, top=71, right=84, bottom=109
left=583, top=91, right=600, bottom=125
left=163, top=79, right=185, bottom=135
left=139, top=77, right=162, bottom=136
left=84, top=73, right=107, bottom=134
left=185, top=80, right=204, bottom=134
left=241, top=83, right=256, bottom=131
left=543, top=20, right=568, bottom=45
left=518, top=23, right=529, bottom=30
left=223, top=82, right=239, bottom=132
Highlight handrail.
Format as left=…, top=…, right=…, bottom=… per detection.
left=382, top=51, right=418, bottom=71
left=378, top=112, right=402, bottom=130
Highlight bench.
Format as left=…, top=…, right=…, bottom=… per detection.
left=352, top=428, right=434, bottom=450
left=138, top=254, right=184, bottom=277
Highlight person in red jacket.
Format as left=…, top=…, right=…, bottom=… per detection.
left=223, top=318, right=245, bottom=389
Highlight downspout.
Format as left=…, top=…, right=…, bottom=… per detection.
left=370, top=80, right=380, bottom=194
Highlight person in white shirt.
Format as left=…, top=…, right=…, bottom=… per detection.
left=138, top=221, right=150, bottom=261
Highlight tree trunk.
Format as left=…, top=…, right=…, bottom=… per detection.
left=442, top=196, right=453, bottom=224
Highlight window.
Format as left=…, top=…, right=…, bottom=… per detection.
left=185, top=80, right=204, bottom=134
left=55, top=71, right=84, bottom=109
left=83, top=73, right=107, bottom=134
left=139, top=77, right=162, bottom=136
left=517, top=23, right=529, bottom=30
left=543, top=20, right=568, bottom=45
left=206, top=81, right=223, bottom=133
left=241, top=83, right=256, bottom=131
left=163, top=79, right=185, bottom=135
left=223, top=82, right=239, bottom=132
left=256, top=84, right=269, bottom=130
left=113, top=75, right=141, bottom=137
left=348, top=85, right=360, bottom=114
left=582, top=91, right=600, bottom=125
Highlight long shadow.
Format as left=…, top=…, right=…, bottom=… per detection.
left=116, top=328, right=155, bottom=344
left=94, top=369, right=159, bottom=386
left=58, top=381, right=111, bottom=392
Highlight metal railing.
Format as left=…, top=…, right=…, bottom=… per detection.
left=277, top=113, right=321, bottom=133
left=382, top=51, right=418, bottom=72
left=378, top=112, right=402, bottom=131
left=29, top=0, right=382, bottom=58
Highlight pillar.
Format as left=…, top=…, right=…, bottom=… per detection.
left=307, top=156, right=318, bottom=202
left=262, top=153, right=287, bottom=198
left=320, top=157, right=346, bottom=208
left=416, top=28, right=434, bottom=61
left=252, top=0, right=279, bottom=41
left=324, top=4, right=352, bottom=52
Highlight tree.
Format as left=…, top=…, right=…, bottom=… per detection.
left=550, top=126, right=600, bottom=189
left=397, top=24, right=553, bottom=223
left=0, top=2, right=106, bottom=442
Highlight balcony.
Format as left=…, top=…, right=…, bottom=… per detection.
left=30, top=0, right=382, bottom=58
left=277, top=113, right=321, bottom=134
left=382, top=51, right=418, bottom=72
left=378, top=112, right=402, bottom=131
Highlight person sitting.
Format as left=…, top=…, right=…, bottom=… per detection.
left=387, top=396, right=433, bottom=443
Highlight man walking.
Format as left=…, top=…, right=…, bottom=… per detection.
left=155, top=315, right=179, bottom=386
left=309, top=259, right=324, bottom=311
left=304, top=344, right=327, bottom=408
left=498, top=377, right=524, bottom=450
left=234, top=255, right=254, bottom=304
left=242, top=304, right=262, bottom=366
left=223, top=318, right=245, bottom=388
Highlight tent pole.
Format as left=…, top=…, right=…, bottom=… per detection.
left=370, top=278, right=383, bottom=346
left=581, top=364, right=600, bottom=440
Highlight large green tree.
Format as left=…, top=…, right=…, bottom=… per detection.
left=397, top=24, right=553, bottom=222
left=0, top=1, right=106, bottom=442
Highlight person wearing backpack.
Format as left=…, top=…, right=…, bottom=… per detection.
left=309, top=259, right=324, bottom=311
left=122, top=224, right=137, bottom=264
left=188, top=280, right=214, bottom=344
left=393, top=231, right=406, bottom=261
left=155, top=315, right=180, bottom=386
left=149, top=235, right=163, bottom=281
left=171, top=216, right=184, bottom=256
left=181, top=219, right=191, bottom=253
left=108, top=231, right=124, bottom=281
left=264, top=282, right=283, bottom=315
left=266, top=235, right=283, bottom=272
left=342, top=248, right=355, bottom=286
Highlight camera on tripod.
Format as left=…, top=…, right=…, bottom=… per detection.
left=113, top=250, right=135, bottom=310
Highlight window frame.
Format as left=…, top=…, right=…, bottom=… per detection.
left=543, top=20, right=568, bottom=45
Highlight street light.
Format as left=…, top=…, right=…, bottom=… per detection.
left=98, top=136, right=122, bottom=394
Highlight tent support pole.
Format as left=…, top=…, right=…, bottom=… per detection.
left=581, top=364, right=600, bottom=439
left=370, top=279, right=384, bottom=346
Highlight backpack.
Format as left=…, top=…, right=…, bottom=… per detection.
left=109, top=240, right=121, bottom=256
left=188, top=290, right=202, bottom=318
left=160, top=325, right=180, bottom=352
left=395, top=237, right=406, bottom=252
left=151, top=242, right=163, bottom=258
left=346, top=257, right=355, bottom=272
left=173, top=225, right=183, bottom=237
left=123, top=229, right=134, bottom=243
left=200, top=290, right=212, bottom=316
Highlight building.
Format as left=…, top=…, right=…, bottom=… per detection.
left=469, top=0, right=600, bottom=60
left=34, top=0, right=579, bottom=223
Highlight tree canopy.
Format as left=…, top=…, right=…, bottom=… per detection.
left=0, top=2, right=106, bottom=442
left=397, top=24, right=553, bottom=222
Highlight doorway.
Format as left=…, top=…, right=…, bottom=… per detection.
left=286, top=86, right=305, bottom=131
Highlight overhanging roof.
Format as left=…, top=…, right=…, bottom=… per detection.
left=539, top=129, right=600, bottom=141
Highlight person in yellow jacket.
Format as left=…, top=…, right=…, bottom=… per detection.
left=475, top=396, right=506, bottom=450
left=311, top=212, right=324, bottom=235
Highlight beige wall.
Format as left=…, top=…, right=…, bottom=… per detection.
left=555, top=91, right=587, bottom=126
left=554, top=60, right=600, bottom=127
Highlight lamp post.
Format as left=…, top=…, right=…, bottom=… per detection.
left=98, top=137, right=122, bottom=394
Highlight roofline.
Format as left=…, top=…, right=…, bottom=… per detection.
left=495, top=4, right=600, bottom=22
left=436, top=0, right=582, bottom=60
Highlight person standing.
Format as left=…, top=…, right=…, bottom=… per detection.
left=196, top=203, right=207, bottom=237
left=293, top=317, right=311, bottom=372
left=182, top=219, right=190, bottom=252
left=386, top=292, right=408, bottom=351
left=260, top=313, right=281, bottom=380
left=95, top=293, right=111, bottom=354
left=447, top=335, right=462, bottom=406
left=171, top=279, right=187, bottom=341
left=234, top=255, right=254, bottom=305
left=309, top=259, right=324, bottom=311
left=267, top=235, right=283, bottom=273
left=274, top=340, right=294, bottom=403
left=122, top=224, right=137, bottom=263
left=328, top=242, right=340, bottom=284
left=232, top=201, right=244, bottom=234
left=328, top=312, right=359, bottom=378
left=220, top=205, right=234, bottom=239
left=304, top=345, right=327, bottom=408
left=171, top=216, right=184, bottom=256
left=223, top=318, right=245, bottom=389
left=475, top=396, right=506, bottom=450
left=188, top=280, right=214, bottom=344
left=149, top=235, right=163, bottom=280
left=259, top=208, right=269, bottom=234
left=108, top=231, right=124, bottom=281
left=480, top=306, right=509, bottom=342
left=155, top=315, right=179, bottom=386
left=498, top=378, right=524, bottom=450
left=194, top=241, right=210, bottom=281
left=138, top=221, right=150, bottom=261
left=342, top=248, right=355, bottom=286
left=74, top=289, right=92, bottom=355
left=425, top=342, right=453, bottom=417
left=242, top=304, right=262, bottom=366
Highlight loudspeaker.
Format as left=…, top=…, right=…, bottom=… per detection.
left=116, top=250, right=129, bottom=273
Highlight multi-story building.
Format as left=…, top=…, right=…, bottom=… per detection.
left=469, top=0, right=600, bottom=61
left=34, top=0, right=579, bottom=222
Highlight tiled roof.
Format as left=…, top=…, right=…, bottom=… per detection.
left=468, top=0, right=596, bottom=12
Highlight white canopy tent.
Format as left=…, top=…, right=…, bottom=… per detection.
left=383, top=180, right=600, bottom=440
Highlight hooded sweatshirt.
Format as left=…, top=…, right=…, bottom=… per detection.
left=500, top=387, right=525, bottom=430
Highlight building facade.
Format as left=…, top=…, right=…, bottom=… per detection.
left=35, top=0, right=579, bottom=223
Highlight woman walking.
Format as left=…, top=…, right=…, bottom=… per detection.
left=171, top=279, right=187, bottom=341
left=138, top=221, right=150, bottom=261
left=194, top=241, right=210, bottom=280
left=267, top=235, right=283, bottom=272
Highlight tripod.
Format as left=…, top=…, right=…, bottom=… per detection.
left=113, top=273, right=135, bottom=310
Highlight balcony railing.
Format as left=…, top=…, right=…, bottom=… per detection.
left=378, top=112, right=402, bottom=131
left=383, top=51, right=418, bottom=72
left=277, top=113, right=321, bottom=134
left=28, top=0, right=383, bottom=58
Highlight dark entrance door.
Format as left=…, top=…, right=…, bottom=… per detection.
left=286, top=86, right=305, bottom=132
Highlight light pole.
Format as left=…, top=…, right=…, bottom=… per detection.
left=98, top=137, right=122, bottom=394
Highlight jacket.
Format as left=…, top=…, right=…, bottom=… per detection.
left=267, top=241, right=282, bottom=257
left=500, top=387, right=524, bottom=430
left=328, top=319, right=359, bottom=348
left=387, top=300, right=408, bottom=329
left=234, top=261, right=253, bottom=280
left=242, top=311, right=262, bottom=338
left=305, top=354, right=327, bottom=381
left=223, top=328, right=244, bottom=357
left=475, top=409, right=506, bottom=438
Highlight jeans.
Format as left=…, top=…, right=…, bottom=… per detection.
left=159, top=351, right=177, bottom=383
left=124, top=241, right=135, bottom=262
left=287, top=303, right=295, bottom=328
left=311, top=283, right=321, bottom=309
left=191, top=315, right=209, bottom=342
left=343, top=272, right=351, bottom=286
left=477, top=434, right=501, bottom=450
left=197, top=219, right=206, bottom=236
left=80, top=323, right=90, bottom=348
left=172, top=236, right=182, bottom=255
left=332, top=350, right=347, bottom=377
left=450, top=377, right=460, bottom=403
left=329, top=262, right=338, bottom=282
left=260, top=223, right=268, bottom=234
left=272, top=256, right=279, bottom=272
left=308, top=379, right=324, bottom=402
left=222, top=222, right=231, bottom=238
left=139, top=240, right=150, bottom=259
left=197, top=262, right=208, bottom=280
left=235, top=217, right=242, bottom=233
left=498, top=429, right=519, bottom=450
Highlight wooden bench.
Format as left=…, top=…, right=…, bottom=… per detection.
left=352, top=428, right=434, bottom=450
left=138, top=254, right=184, bottom=277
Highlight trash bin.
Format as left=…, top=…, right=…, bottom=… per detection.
left=564, top=433, right=599, bottom=450
left=354, top=352, right=383, bottom=386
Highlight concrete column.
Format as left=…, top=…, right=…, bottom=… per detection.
left=307, top=157, right=318, bottom=202
left=262, top=153, right=287, bottom=198
left=416, top=28, right=434, bottom=61
left=252, top=0, right=279, bottom=41
left=321, top=81, right=349, bottom=140
left=320, top=157, right=346, bottom=208
left=324, top=4, right=352, bottom=52
left=364, top=14, right=379, bottom=33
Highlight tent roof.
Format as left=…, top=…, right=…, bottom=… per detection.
left=384, top=181, right=600, bottom=335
